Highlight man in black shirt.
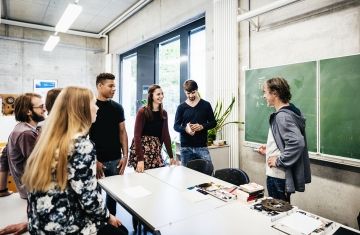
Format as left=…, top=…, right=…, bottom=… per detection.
left=174, top=80, right=216, bottom=166
left=89, top=73, right=128, bottom=216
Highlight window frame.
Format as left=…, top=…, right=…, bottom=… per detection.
left=119, top=17, right=205, bottom=105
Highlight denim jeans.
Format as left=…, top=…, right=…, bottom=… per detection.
left=103, top=159, right=120, bottom=215
left=266, top=176, right=291, bottom=202
left=180, top=147, right=212, bottom=166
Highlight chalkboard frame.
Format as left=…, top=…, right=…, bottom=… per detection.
left=244, top=54, right=360, bottom=167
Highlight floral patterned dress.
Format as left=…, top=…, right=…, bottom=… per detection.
left=27, top=135, right=109, bottom=235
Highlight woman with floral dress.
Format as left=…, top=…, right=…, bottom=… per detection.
left=128, top=84, right=178, bottom=232
left=22, top=87, right=128, bottom=235
left=128, top=84, right=177, bottom=173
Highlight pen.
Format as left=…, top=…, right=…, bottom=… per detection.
left=229, top=186, right=237, bottom=193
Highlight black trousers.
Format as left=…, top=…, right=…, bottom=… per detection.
left=98, top=224, right=128, bottom=235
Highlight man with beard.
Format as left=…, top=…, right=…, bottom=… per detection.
left=89, top=73, right=128, bottom=216
left=174, top=80, right=216, bottom=166
left=0, top=93, right=45, bottom=199
left=0, top=90, right=60, bottom=235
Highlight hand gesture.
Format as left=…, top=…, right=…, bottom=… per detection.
left=169, top=158, right=178, bottom=166
left=185, top=123, right=195, bottom=136
left=136, top=161, right=145, bottom=173
left=96, top=161, right=105, bottom=179
left=117, top=157, right=127, bottom=175
left=108, top=214, right=122, bottom=227
left=0, top=222, right=28, bottom=235
left=267, top=155, right=278, bottom=168
left=189, top=123, right=203, bottom=132
left=257, top=144, right=266, bottom=156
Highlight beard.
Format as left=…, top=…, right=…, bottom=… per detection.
left=31, top=112, right=45, bottom=123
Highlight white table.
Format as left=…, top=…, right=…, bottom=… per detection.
left=160, top=204, right=359, bottom=235
left=145, top=165, right=234, bottom=191
left=0, top=193, right=29, bottom=234
left=98, top=168, right=227, bottom=231
left=159, top=202, right=280, bottom=235
left=99, top=166, right=358, bottom=235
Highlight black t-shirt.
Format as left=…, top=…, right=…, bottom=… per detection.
left=89, top=99, right=125, bottom=162
left=142, top=111, right=163, bottom=139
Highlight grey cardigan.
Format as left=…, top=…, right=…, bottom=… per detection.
left=270, top=104, right=311, bottom=193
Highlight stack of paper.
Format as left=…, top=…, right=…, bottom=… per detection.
left=272, top=212, right=323, bottom=235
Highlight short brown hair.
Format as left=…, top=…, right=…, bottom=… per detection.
left=183, top=80, right=198, bottom=92
left=14, top=93, right=42, bottom=122
left=96, top=73, right=115, bottom=86
left=266, top=77, right=292, bottom=103
left=45, top=88, right=62, bottom=114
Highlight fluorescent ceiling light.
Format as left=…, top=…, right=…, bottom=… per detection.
left=55, top=3, right=82, bottom=32
left=43, top=35, right=60, bottom=51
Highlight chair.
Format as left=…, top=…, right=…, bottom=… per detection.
left=186, top=159, right=214, bottom=176
left=214, top=168, right=250, bottom=186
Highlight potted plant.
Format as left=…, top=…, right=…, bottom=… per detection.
left=208, top=96, right=240, bottom=145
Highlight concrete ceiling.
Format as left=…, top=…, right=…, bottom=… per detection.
left=0, top=0, right=139, bottom=34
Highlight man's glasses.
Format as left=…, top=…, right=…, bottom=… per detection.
left=32, top=104, right=45, bottom=109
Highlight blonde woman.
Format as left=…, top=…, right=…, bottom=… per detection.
left=22, top=87, right=128, bottom=235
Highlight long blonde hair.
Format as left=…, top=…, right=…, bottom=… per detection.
left=23, top=86, right=94, bottom=192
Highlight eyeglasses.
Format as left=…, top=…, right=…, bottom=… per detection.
left=32, top=104, right=45, bottom=109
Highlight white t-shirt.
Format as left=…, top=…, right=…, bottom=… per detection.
left=266, top=128, right=285, bottom=179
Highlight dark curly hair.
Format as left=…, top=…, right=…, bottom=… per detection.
left=96, top=73, right=115, bottom=86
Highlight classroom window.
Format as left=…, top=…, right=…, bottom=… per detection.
left=119, top=17, right=205, bottom=140
left=189, top=27, right=206, bottom=98
left=121, top=53, right=137, bottom=141
left=158, top=36, right=181, bottom=139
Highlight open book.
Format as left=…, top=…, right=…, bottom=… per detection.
left=239, top=182, right=264, bottom=193
left=193, top=182, right=237, bottom=202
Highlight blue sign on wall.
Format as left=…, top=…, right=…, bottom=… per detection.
left=35, top=81, right=56, bottom=88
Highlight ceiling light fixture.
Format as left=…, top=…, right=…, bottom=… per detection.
left=55, top=3, right=82, bottom=33
left=43, top=1, right=82, bottom=51
left=43, top=35, right=60, bottom=51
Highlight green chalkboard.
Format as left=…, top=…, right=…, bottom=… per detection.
left=320, top=54, right=360, bottom=159
left=245, top=62, right=317, bottom=152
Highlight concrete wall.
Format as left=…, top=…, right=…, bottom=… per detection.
left=103, top=0, right=360, bottom=229
left=1, top=0, right=355, bottom=229
left=0, top=25, right=105, bottom=95
left=239, top=0, right=360, bottom=228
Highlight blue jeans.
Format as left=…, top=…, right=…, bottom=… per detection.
left=266, top=176, right=291, bottom=202
left=180, top=147, right=212, bottom=166
left=103, top=159, right=120, bottom=215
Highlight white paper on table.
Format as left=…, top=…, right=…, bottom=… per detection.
left=123, top=186, right=152, bottom=198
left=275, top=212, right=322, bottom=235
left=181, top=190, right=210, bottom=203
